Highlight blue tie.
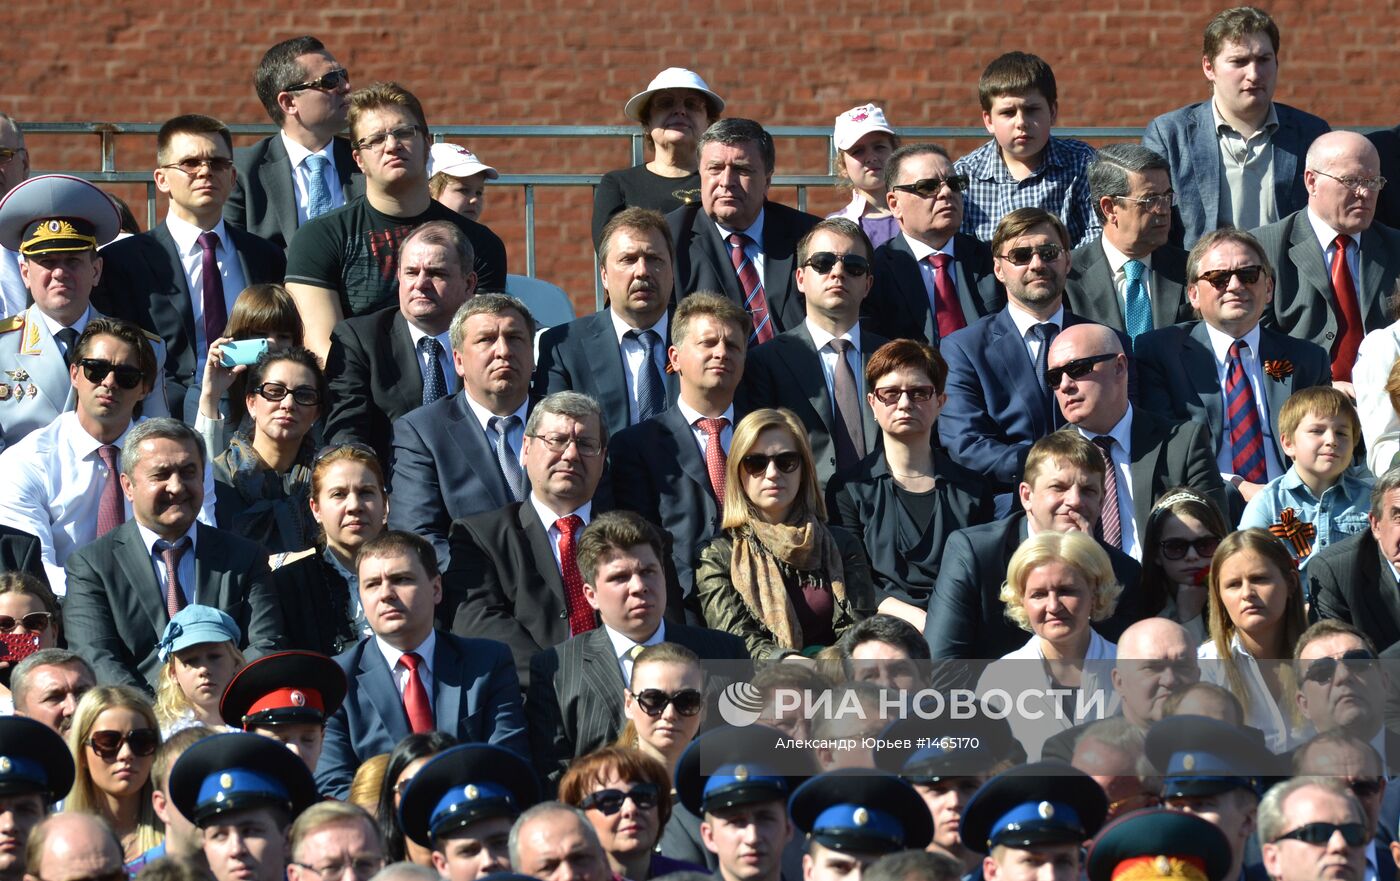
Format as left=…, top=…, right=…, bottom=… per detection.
left=418, top=336, right=447, bottom=405
left=629, top=329, right=666, bottom=422
left=304, top=154, right=332, bottom=219
left=1123, top=259, right=1152, bottom=343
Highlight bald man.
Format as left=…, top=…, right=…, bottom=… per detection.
left=1046, top=323, right=1225, bottom=560
left=1256, top=130, right=1400, bottom=385
left=23, top=814, right=123, bottom=881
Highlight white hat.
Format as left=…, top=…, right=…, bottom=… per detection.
left=833, top=104, right=896, bottom=152
left=428, top=143, right=499, bottom=180
left=624, top=68, right=725, bottom=123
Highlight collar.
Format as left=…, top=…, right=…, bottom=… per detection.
left=1007, top=301, right=1066, bottom=340
left=977, top=136, right=1067, bottom=182
left=1306, top=207, right=1362, bottom=254
left=64, top=409, right=138, bottom=461
left=1099, top=235, right=1152, bottom=276
left=530, top=495, right=593, bottom=532
left=714, top=207, right=766, bottom=252
left=322, top=545, right=356, bottom=586
left=462, top=390, right=529, bottom=437
left=279, top=131, right=337, bottom=171
left=609, top=308, right=670, bottom=347
left=1203, top=321, right=1263, bottom=364
left=135, top=520, right=199, bottom=560
left=902, top=231, right=956, bottom=263
left=36, top=303, right=92, bottom=341
left=677, top=397, right=735, bottom=428
left=1211, top=101, right=1280, bottom=137
left=833, top=191, right=871, bottom=221
left=806, top=318, right=860, bottom=354
left=404, top=317, right=453, bottom=355
left=1076, top=404, right=1133, bottom=453
left=604, top=620, right=666, bottom=660
left=375, top=629, right=437, bottom=676
left=165, top=212, right=232, bottom=255
left=1278, top=462, right=1369, bottom=500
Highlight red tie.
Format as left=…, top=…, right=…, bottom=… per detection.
left=557, top=515, right=597, bottom=636
left=399, top=651, right=434, bottom=733
left=695, top=417, right=729, bottom=506
left=1330, top=234, right=1363, bottom=382
left=927, top=253, right=968, bottom=338
left=96, top=445, right=124, bottom=537
left=726, top=233, right=775, bottom=344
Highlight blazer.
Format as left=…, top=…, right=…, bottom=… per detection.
left=1311, top=530, right=1400, bottom=653
left=863, top=233, right=1003, bottom=344
left=0, top=524, right=46, bottom=587
left=1143, top=101, right=1331, bottom=247
left=95, top=222, right=286, bottom=419
left=315, top=631, right=529, bottom=799
left=525, top=621, right=748, bottom=789
left=446, top=501, right=686, bottom=686
left=1063, top=239, right=1194, bottom=335
left=62, top=521, right=283, bottom=690
left=743, top=322, right=889, bottom=490
left=1120, top=408, right=1230, bottom=534
left=324, top=306, right=426, bottom=468
left=1370, top=125, right=1400, bottom=231
left=224, top=134, right=365, bottom=249
left=668, top=201, right=821, bottom=336
left=533, top=309, right=678, bottom=438
left=1255, top=210, right=1400, bottom=355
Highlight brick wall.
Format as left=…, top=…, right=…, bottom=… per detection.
left=3, top=0, right=1396, bottom=311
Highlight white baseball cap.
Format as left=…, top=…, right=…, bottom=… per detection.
left=624, top=68, right=725, bottom=123
left=833, top=104, right=896, bottom=152
left=428, top=143, right=499, bottom=180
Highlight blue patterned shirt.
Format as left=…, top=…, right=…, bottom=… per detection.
left=955, top=136, right=1101, bottom=247
left=1238, top=464, right=1372, bottom=581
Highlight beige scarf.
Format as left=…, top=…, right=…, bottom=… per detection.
left=728, top=517, right=847, bottom=650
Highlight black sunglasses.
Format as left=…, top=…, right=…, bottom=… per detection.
left=87, top=728, right=160, bottom=761
left=254, top=382, right=321, bottom=407
left=740, top=452, right=802, bottom=476
left=1302, top=649, right=1377, bottom=685
left=998, top=243, right=1064, bottom=266
left=1044, top=353, right=1117, bottom=388
left=1158, top=536, right=1221, bottom=561
left=78, top=358, right=144, bottom=389
left=0, top=612, right=52, bottom=633
left=630, top=687, right=704, bottom=717
left=1196, top=266, right=1264, bottom=291
left=891, top=175, right=970, bottom=197
left=286, top=68, right=350, bottom=92
left=1272, top=822, right=1368, bottom=847
left=580, top=783, right=660, bottom=816
left=871, top=385, right=936, bottom=406
left=1348, top=778, right=1385, bottom=799
left=802, top=252, right=870, bottom=277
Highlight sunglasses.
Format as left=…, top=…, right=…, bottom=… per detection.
left=254, top=382, right=321, bottom=407
left=802, top=252, right=870, bottom=277
left=1302, top=649, right=1377, bottom=685
left=1044, top=353, right=1117, bottom=388
left=159, top=157, right=235, bottom=176
left=998, top=243, right=1064, bottom=266
left=1195, top=266, right=1264, bottom=291
left=891, top=175, right=970, bottom=197
left=630, top=687, right=704, bottom=717
left=871, top=385, right=937, bottom=406
left=286, top=68, right=350, bottom=93
left=1272, top=822, right=1368, bottom=847
left=0, top=612, right=52, bottom=633
left=1347, top=778, right=1384, bottom=799
left=87, top=728, right=159, bottom=761
left=580, top=783, right=660, bottom=815
left=1158, top=537, right=1220, bottom=561
left=740, top=452, right=802, bottom=476
left=78, top=358, right=144, bottom=389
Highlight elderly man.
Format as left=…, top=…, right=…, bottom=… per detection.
left=509, top=803, right=612, bottom=881
left=23, top=814, right=124, bottom=881
left=1293, top=621, right=1396, bottom=759
left=9, top=649, right=94, bottom=735
left=1312, top=470, right=1400, bottom=652
left=1255, top=131, right=1400, bottom=383
left=1291, top=735, right=1389, bottom=881
left=0, top=113, right=30, bottom=317
left=285, top=803, right=386, bottom=881
left=1259, top=778, right=1368, bottom=881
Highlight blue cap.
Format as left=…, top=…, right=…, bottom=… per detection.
left=159, top=605, right=241, bottom=663
left=0, top=717, right=74, bottom=803
left=168, top=732, right=319, bottom=827
left=1144, top=716, right=1271, bottom=798
left=789, top=769, right=934, bottom=854
left=961, top=761, right=1108, bottom=854
left=675, top=725, right=816, bottom=816
left=398, top=745, right=539, bottom=847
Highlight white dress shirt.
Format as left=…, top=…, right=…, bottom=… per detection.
left=376, top=629, right=437, bottom=708
left=164, top=213, right=248, bottom=384
left=805, top=318, right=864, bottom=407
left=462, top=394, right=528, bottom=470
left=529, top=496, right=593, bottom=573
left=1198, top=635, right=1303, bottom=753
left=1006, top=301, right=1067, bottom=367
left=714, top=209, right=767, bottom=288
left=405, top=321, right=458, bottom=397
left=902, top=232, right=959, bottom=320
left=604, top=621, right=667, bottom=687
left=677, top=398, right=735, bottom=458
left=1202, top=322, right=1286, bottom=481
left=1355, top=321, right=1400, bottom=473
left=1099, top=236, right=1154, bottom=316
left=134, top=521, right=198, bottom=606
left=1307, top=207, right=1363, bottom=289
left=609, top=309, right=670, bottom=424
left=281, top=132, right=347, bottom=226
left=1073, top=406, right=1140, bottom=560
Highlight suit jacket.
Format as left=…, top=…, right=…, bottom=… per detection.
left=1143, top=101, right=1331, bottom=247
left=224, top=135, right=364, bottom=249
left=1255, top=210, right=1400, bottom=356
left=0, top=524, right=46, bottom=586
left=863, top=233, right=1003, bottom=343
left=95, top=222, right=286, bottom=418
left=525, top=621, right=748, bottom=789
left=533, top=309, right=678, bottom=438
left=668, top=201, right=821, bottom=335
left=1121, top=408, right=1230, bottom=534
left=1311, top=530, right=1400, bottom=652
left=324, top=306, right=425, bottom=468
left=1370, top=125, right=1400, bottom=231
left=315, top=630, right=529, bottom=799
left=1063, top=239, right=1193, bottom=335
left=743, top=322, right=889, bottom=490
left=62, top=521, right=283, bottom=690
left=446, top=501, right=686, bottom=686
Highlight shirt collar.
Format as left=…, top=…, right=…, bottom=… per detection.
left=36, top=302, right=92, bottom=340
left=1306, top=207, right=1361, bottom=253
left=603, top=620, right=666, bottom=660
left=608, top=308, right=669, bottom=347
left=1279, top=462, right=1370, bottom=500
left=1099, top=236, right=1152, bottom=276
left=1006, top=301, right=1066, bottom=340
left=375, top=629, right=437, bottom=676
left=279, top=131, right=337, bottom=171
left=530, top=495, right=593, bottom=532
left=165, top=212, right=231, bottom=255
left=461, top=390, right=529, bottom=436
left=677, top=397, right=735, bottom=428
left=64, top=410, right=138, bottom=462
left=1211, top=100, right=1280, bottom=137
left=714, top=207, right=766, bottom=251
left=135, top=520, right=199, bottom=560
left=322, top=545, right=357, bottom=587
left=404, top=317, right=452, bottom=354
left=1203, top=321, right=1263, bottom=364
left=902, top=231, right=956, bottom=262
left=805, top=318, right=860, bottom=354
left=1077, top=404, right=1134, bottom=452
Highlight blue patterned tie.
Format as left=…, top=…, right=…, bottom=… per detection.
left=489, top=415, right=526, bottom=501
left=1123, top=259, right=1152, bottom=343
left=629, top=329, right=666, bottom=421
left=304, top=154, right=333, bottom=219
left=1030, top=322, right=1059, bottom=425
left=418, top=336, right=448, bottom=406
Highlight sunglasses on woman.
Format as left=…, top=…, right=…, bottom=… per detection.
left=254, top=382, right=322, bottom=407
left=0, top=612, right=51, bottom=633
left=580, top=783, right=659, bottom=815
left=87, top=728, right=160, bottom=761
left=629, top=687, right=704, bottom=717
left=1158, top=536, right=1221, bottom=561
left=739, top=452, right=801, bottom=476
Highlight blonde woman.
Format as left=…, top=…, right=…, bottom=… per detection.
left=153, top=605, right=243, bottom=735
left=65, top=685, right=163, bottom=861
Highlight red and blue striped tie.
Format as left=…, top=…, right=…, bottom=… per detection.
left=1225, top=340, right=1267, bottom=483
left=727, top=233, right=775, bottom=344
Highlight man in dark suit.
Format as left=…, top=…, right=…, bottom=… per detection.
left=526, top=512, right=747, bottom=788
left=745, top=218, right=887, bottom=491
left=1312, top=475, right=1400, bottom=652
left=62, top=418, right=283, bottom=690
left=1255, top=131, right=1400, bottom=383
left=864, top=143, right=1002, bottom=344
left=668, top=118, right=819, bottom=340
left=609, top=292, right=749, bottom=608
left=1293, top=622, right=1398, bottom=772
left=1048, top=323, right=1227, bottom=560
left=1369, top=124, right=1400, bottom=231
left=1143, top=7, right=1330, bottom=247
left=1065, top=144, right=1193, bottom=340
left=314, top=529, right=528, bottom=800
left=327, top=221, right=477, bottom=469
left=96, top=114, right=286, bottom=421
left=535, top=207, right=678, bottom=437
left=223, top=36, right=360, bottom=249
left=389, top=293, right=535, bottom=568
left=1136, top=227, right=1331, bottom=507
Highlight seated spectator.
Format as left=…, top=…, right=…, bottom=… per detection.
left=862, top=851, right=963, bottom=881
left=1139, top=488, right=1229, bottom=644
left=954, top=52, right=1099, bottom=248
left=27, top=815, right=125, bottom=881
left=347, top=754, right=389, bottom=814
left=1353, top=284, right=1400, bottom=473
left=428, top=143, right=497, bottom=223
left=508, top=802, right=613, bottom=881
left=152, top=605, right=243, bottom=735
left=1289, top=733, right=1387, bottom=863
left=376, top=732, right=457, bottom=866
left=827, top=104, right=901, bottom=249
left=285, top=802, right=386, bottom=881
left=1068, top=717, right=1153, bottom=821
left=219, top=649, right=348, bottom=774
left=837, top=615, right=929, bottom=692
left=0, top=717, right=73, bottom=881
left=0, top=571, right=60, bottom=713
left=960, top=763, right=1108, bottom=881
left=592, top=68, right=721, bottom=248
left=1162, top=681, right=1249, bottom=724
left=134, top=725, right=210, bottom=872
left=63, top=418, right=283, bottom=690
left=1312, top=468, right=1400, bottom=651
left=830, top=340, right=994, bottom=627
left=64, top=685, right=162, bottom=861
left=316, top=530, right=527, bottom=800
left=1292, top=622, right=1397, bottom=764
left=10, top=649, right=94, bottom=735
left=213, top=347, right=325, bottom=554
left=1258, top=778, right=1367, bottom=881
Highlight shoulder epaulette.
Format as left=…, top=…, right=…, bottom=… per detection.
left=0, top=314, right=24, bottom=334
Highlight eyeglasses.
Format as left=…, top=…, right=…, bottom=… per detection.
left=739, top=452, right=802, bottom=476
left=1044, top=353, right=1117, bottom=388
left=0, top=148, right=26, bottom=164
left=1311, top=169, right=1387, bottom=193
left=580, top=783, right=660, bottom=815
left=802, top=252, right=870, bottom=277
left=285, top=68, right=350, bottom=93
left=871, top=385, right=937, bottom=406
left=1195, top=266, right=1264, bottom=291
left=254, top=382, right=321, bottom=407
left=87, top=728, right=160, bottom=761
left=290, top=858, right=386, bottom=879
left=0, top=612, right=52, bottom=633
left=528, top=433, right=604, bottom=457
left=1114, top=192, right=1177, bottom=211
left=159, top=157, right=235, bottom=176
left=1158, top=536, right=1221, bottom=561
left=1302, top=648, right=1377, bottom=685
left=998, top=243, right=1064, bottom=266
left=1271, top=822, right=1368, bottom=847
left=1347, top=778, right=1384, bottom=799
left=630, top=687, right=705, bottom=717
left=891, top=175, right=970, bottom=197
left=354, top=124, right=421, bottom=153
left=77, top=358, right=144, bottom=390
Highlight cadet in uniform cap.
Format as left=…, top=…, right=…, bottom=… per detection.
left=398, top=743, right=540, bottom=881
left=790, top=768, right=934, bottom=881
left=961, top=762, right=1108, bottom=881
left=220, top=650, right=347, bottom=774
left=1086, top=809, right=1233, bottom=881
left=0, top=714, right=76, bottom=881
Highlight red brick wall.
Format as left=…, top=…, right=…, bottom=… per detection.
left=3, top=0, right=1395, bottom=311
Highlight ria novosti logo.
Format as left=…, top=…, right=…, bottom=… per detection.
left=717, top=681, right=765, bottom=727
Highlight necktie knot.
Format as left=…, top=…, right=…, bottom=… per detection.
left=400, top=650, right=423, bottom=672
left=1031, top=322, right=1059, bottom=343
left=98, top=444, right=120, bottom=468
left=197, top=230, right=220, bottom=253
left=1229, top=339, right=1248, bottom=361
left=1334, top=234, right=1352, bottom=255
left=727, top=232, right=750, bottom=251
left=418, top=336, right=442, bottom=357
left=305, top=154, right=329, bottom=172
left=696, top=416, right=728, bottom=438
left=1123, top=259, right=1146, bottom=283
left=626, top=644, right=646, bottom=662
left=490, top=414, right=520, bottom=436
left=1093, top=435, right=1114, bottom=455
left=829, top=338, right=852, bottom=355
left=158, top=536, right=190, bottom=560
left=556, top=514, right=583, bottom=538
left=928, top=252, right=951, bottom=270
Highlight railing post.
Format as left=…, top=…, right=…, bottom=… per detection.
left=524, top=184, right=536, bottom=278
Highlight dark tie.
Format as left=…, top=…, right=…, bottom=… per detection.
left=96, top=445, right=124, bottom=537
left=556, top=515, right=596, bottom=636
left=1123, top=259, right=1152, bottom=342
left=1093, top=436, right=1122, bottom=549
left=726, top=233, right=774, bottom=344
left=304, top=154, right=333, bottom=219
left=55, top=327, right=80, bottom=367
left=488, top=415, right=525, bottom=501
left=157, top=538, right=191, bottom=619
left=1226, top=340, right=1268, bottom=483
left=1030, top=322, right=1059, bottom=424
left=829, top=338, right=865, bottom=473
left=399, top=651, right=434, bottom=733
left=418, top=336, right=448, bottom=405
left=197, top=231, right=227, bottom=345
left=926, top=253, right=968, bottom=338
left=1330, top=234, right=1363, bottom=382
left=695, top=416, right=729, bottom=505
left=628, top=329, right=666, bottom=421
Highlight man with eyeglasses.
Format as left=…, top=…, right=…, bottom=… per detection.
left=1258, top=778, right=1367, bottom=881
left=744, top=217, right=888, bottom=490
left=1135, top=227, right=1330, bottom=508
left=1312, top=470, right=1400, bottom=652
left=96, top=114, right=285, bottom=422
left=865, top=143, right=1003, bottom=345
left=1291, top=734, right=1391, bottom=881
left=286, top=803, right=386, bottom=881
left=0, top=112, right=31, bottom=319
left=22, top=813, right=125, bottom=881
left=1254, top=131, right=1400, bottom=386
left=526, top=511, right=745, bottom=788
left=225, top=36, right=362, bottom=250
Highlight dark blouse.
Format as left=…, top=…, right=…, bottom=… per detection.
left=212, top=435, right=317, bottom=554
left=592, top=164, right=701, bottom=246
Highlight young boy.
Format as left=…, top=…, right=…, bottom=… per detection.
left=1239, top=386, right=1371, bottom=578
left=954, top=51, right=1099, bottom=248
left=428, top=142, right=498, bottom=223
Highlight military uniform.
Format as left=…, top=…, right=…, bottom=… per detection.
left=398, top=743, right=540, bottom=849
left=220, top=649, right=348, bottom=731
left=789, top=769, right=934, bottom=856
left=962, top=761, right=1109, bottom=856
left=1086, top=809, right=1234, bottom=881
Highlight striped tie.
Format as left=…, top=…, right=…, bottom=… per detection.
left=1225, top=340, right=1267, bottom=483
left=727, top=233, right=774, bottom=344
